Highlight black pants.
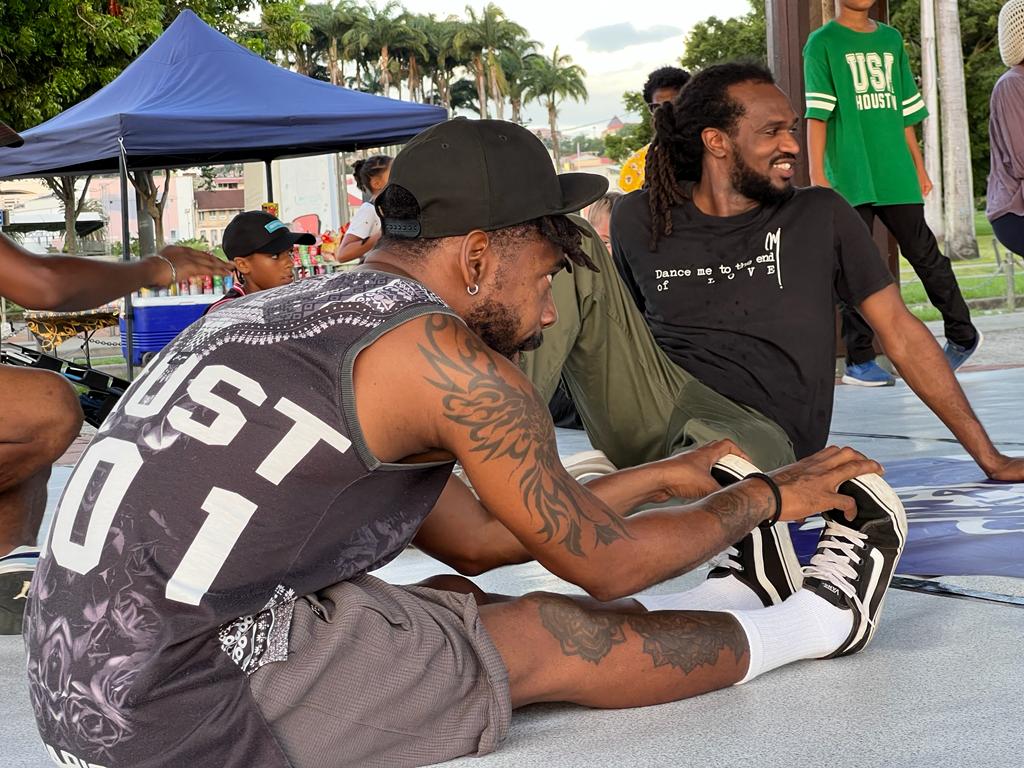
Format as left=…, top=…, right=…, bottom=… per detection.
left=992, top=213, right=1024, bottom=257
left=843, top=203, right=976, bottom=365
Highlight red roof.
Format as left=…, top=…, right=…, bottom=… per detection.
left=194, top=189, right=244, bottom=211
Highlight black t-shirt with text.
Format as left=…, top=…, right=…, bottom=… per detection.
left=612, top=185, right=893, bottom=458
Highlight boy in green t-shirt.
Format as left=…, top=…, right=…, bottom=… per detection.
left=804, top=0, right=980, bottom=385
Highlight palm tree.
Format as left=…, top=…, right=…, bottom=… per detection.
left=919, top=0, right=944, bottom=239
left=455, top=4, right=527, bottom=120
left=342, top=0, right=411, bottom=96
left=500, top=37, right=540, bottom=124
left=454, top=7, right=490, bottom=117
left=390, top=14, right=429, bottom=101
left=936, top=0, right=978, bottom=259
left=261, top=0, right=314, bottom=75
left=305, top=1, right=359, bottom=86
left=522, top=47, right=588, bottom=168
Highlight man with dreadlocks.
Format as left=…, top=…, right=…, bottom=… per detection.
left=26, top=118, right=906, bottom=768
left=601, top=61, right=1024, bottom=484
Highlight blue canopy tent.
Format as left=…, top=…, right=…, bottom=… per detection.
left=0, top=10, right=447, bottom=374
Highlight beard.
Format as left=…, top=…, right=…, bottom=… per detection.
left=465, top=298, right=544, bottom=361
left=730, top=152, right=795, bottom=207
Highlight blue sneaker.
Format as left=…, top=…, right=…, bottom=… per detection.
left=944, top=330, right=983, bottom=371
left=841, top=360, right=895, bottom=387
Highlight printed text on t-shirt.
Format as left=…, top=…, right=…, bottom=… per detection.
left=652, top=227, right=784, bottom=291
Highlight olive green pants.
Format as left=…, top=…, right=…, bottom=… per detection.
left=521, top=217, right=795, bottom=471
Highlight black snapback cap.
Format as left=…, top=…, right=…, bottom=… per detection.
left=0, top=119, right=24, bottom=148
left=380, top=118, right=608, bottom=238
left=222, top=211, right=315, bottom=259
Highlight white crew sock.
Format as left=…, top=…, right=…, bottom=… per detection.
left=727, top=589, right=854, bottom=684
left=634, top=574, right=766, bottom=613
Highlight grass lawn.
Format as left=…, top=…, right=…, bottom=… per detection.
left=899, top=211, right=1021, bottom=322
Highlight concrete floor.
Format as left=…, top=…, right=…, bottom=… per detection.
left=4, top=369, right=1024, bottom=767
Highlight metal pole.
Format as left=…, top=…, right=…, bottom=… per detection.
left=118, top=138, right=135, bottom=379
left=1007, top=243, right=1016, bottom=312
left=264, top=159, right=274, bottom=202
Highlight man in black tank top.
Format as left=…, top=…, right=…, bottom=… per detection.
left=26, top=118, right=901, bottom=768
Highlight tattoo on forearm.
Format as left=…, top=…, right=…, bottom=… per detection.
left=538, top=597, right=627, bottom=664
left=626, top=612, right=748, bottom=674
left=419, top=315, right=628, bottom=556
left=703, top=483, right=772, bottom=548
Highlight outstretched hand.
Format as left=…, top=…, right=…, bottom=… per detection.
left=649, top=439, right=750, bottom=501
left=981, top=454, right=1024, bottom=482
left=151, top=245, right=232, bottom=286
left=769, top=445, right=883, bottom=522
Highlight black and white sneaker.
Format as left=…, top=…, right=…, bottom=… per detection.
left=802, top=473, right=907, bottom=657
left=706, top=454, right=802, bottom=607
left=0, top=546, right=39, bottom=635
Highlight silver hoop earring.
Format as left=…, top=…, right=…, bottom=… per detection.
left=467, top=284, right=480, bottom=296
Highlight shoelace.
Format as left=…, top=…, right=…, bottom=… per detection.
left=709, top=546, right=741, bottom=571
left=802, top=519, right=872, bottom=623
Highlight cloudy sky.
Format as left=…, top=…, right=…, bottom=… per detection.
left=400, top=0, right=754, bottom=135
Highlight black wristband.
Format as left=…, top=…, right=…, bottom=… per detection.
left=745, top=472, right=783, bottom=528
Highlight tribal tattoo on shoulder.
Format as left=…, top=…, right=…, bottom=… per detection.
left=418, top=315, right=629, bottom=556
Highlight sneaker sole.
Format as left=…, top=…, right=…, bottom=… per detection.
left=950, top=329, right=984, bottom=372
left=835, top=473, right=908, bottom=656
left=563, top=450, right=617, bottom=480
left=711, top=454, right=802, bottom=601
left=840, top=374, right=895, bottom=387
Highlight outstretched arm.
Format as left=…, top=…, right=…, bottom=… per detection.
left=414, top=440, right=745, bottom=575
left=363, top=314, right=879, bottom=601
left=858, top=284, right=1024, bottom=480
left=0, top=232, right=230, bottom=311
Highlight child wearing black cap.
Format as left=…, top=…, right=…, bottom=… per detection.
left=204, top=210, right=315, bottom=314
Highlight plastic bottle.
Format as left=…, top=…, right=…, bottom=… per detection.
left=213, top=275, right=224, bottom=295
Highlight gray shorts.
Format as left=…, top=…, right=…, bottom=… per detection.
left=249, top=573, right=512, bottom=768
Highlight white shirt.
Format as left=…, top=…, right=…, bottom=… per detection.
left=347, top=201, right=381, bottom=240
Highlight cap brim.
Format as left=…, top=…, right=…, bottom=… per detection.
left=263, top=229, right=316, bottom=254
left=0, top=120, right=24, bottom=148
left=554, top=173, right=610, bottom=217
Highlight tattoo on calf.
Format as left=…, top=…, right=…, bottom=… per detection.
left=626, top=612, right=748, bottom=674
left=538, top=597, right=627, bottom=664
left=419, top=315, right=628, bottom=556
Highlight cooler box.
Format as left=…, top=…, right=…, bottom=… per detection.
left=120, top=295, right=218, bottom=365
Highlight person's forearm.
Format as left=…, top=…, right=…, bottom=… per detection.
left=904, top=125, right=926, bottom=173
left=807, top=118, right=830, bottom=186
left=568, top=480, right=776, bottom=601
left=884, top=315, right=1001, bottom=471
left=1, top=234, right=166, bottom=311
left=583, top=464, right=676, bottom=516
left=338, top=235, right=376, bottom=264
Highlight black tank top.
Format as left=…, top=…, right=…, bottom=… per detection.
left=25, top=271, right=456, bottom=767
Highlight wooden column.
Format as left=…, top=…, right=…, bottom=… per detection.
left=767, top=0, right=898, bottom=358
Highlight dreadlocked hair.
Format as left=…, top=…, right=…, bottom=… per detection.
left=376, top=184, right=596, bottom=271
left=490, top=215, right=596, bottom=273
left=646, top=61, right=775, bottom=251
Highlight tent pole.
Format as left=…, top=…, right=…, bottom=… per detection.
left=265, top=160, right=274, bottom=202
left=118, top=139, right=135, bottom=379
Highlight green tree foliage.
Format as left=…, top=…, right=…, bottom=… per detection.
left=603, top=91, right=651, bottom=163
left=0, top=0, right=164, bottom=131
left=522, top=46, right=588, bottom=167
left=679, top=0, right=767, bottom=71
left=889, top=0, right=1004, bottom=200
